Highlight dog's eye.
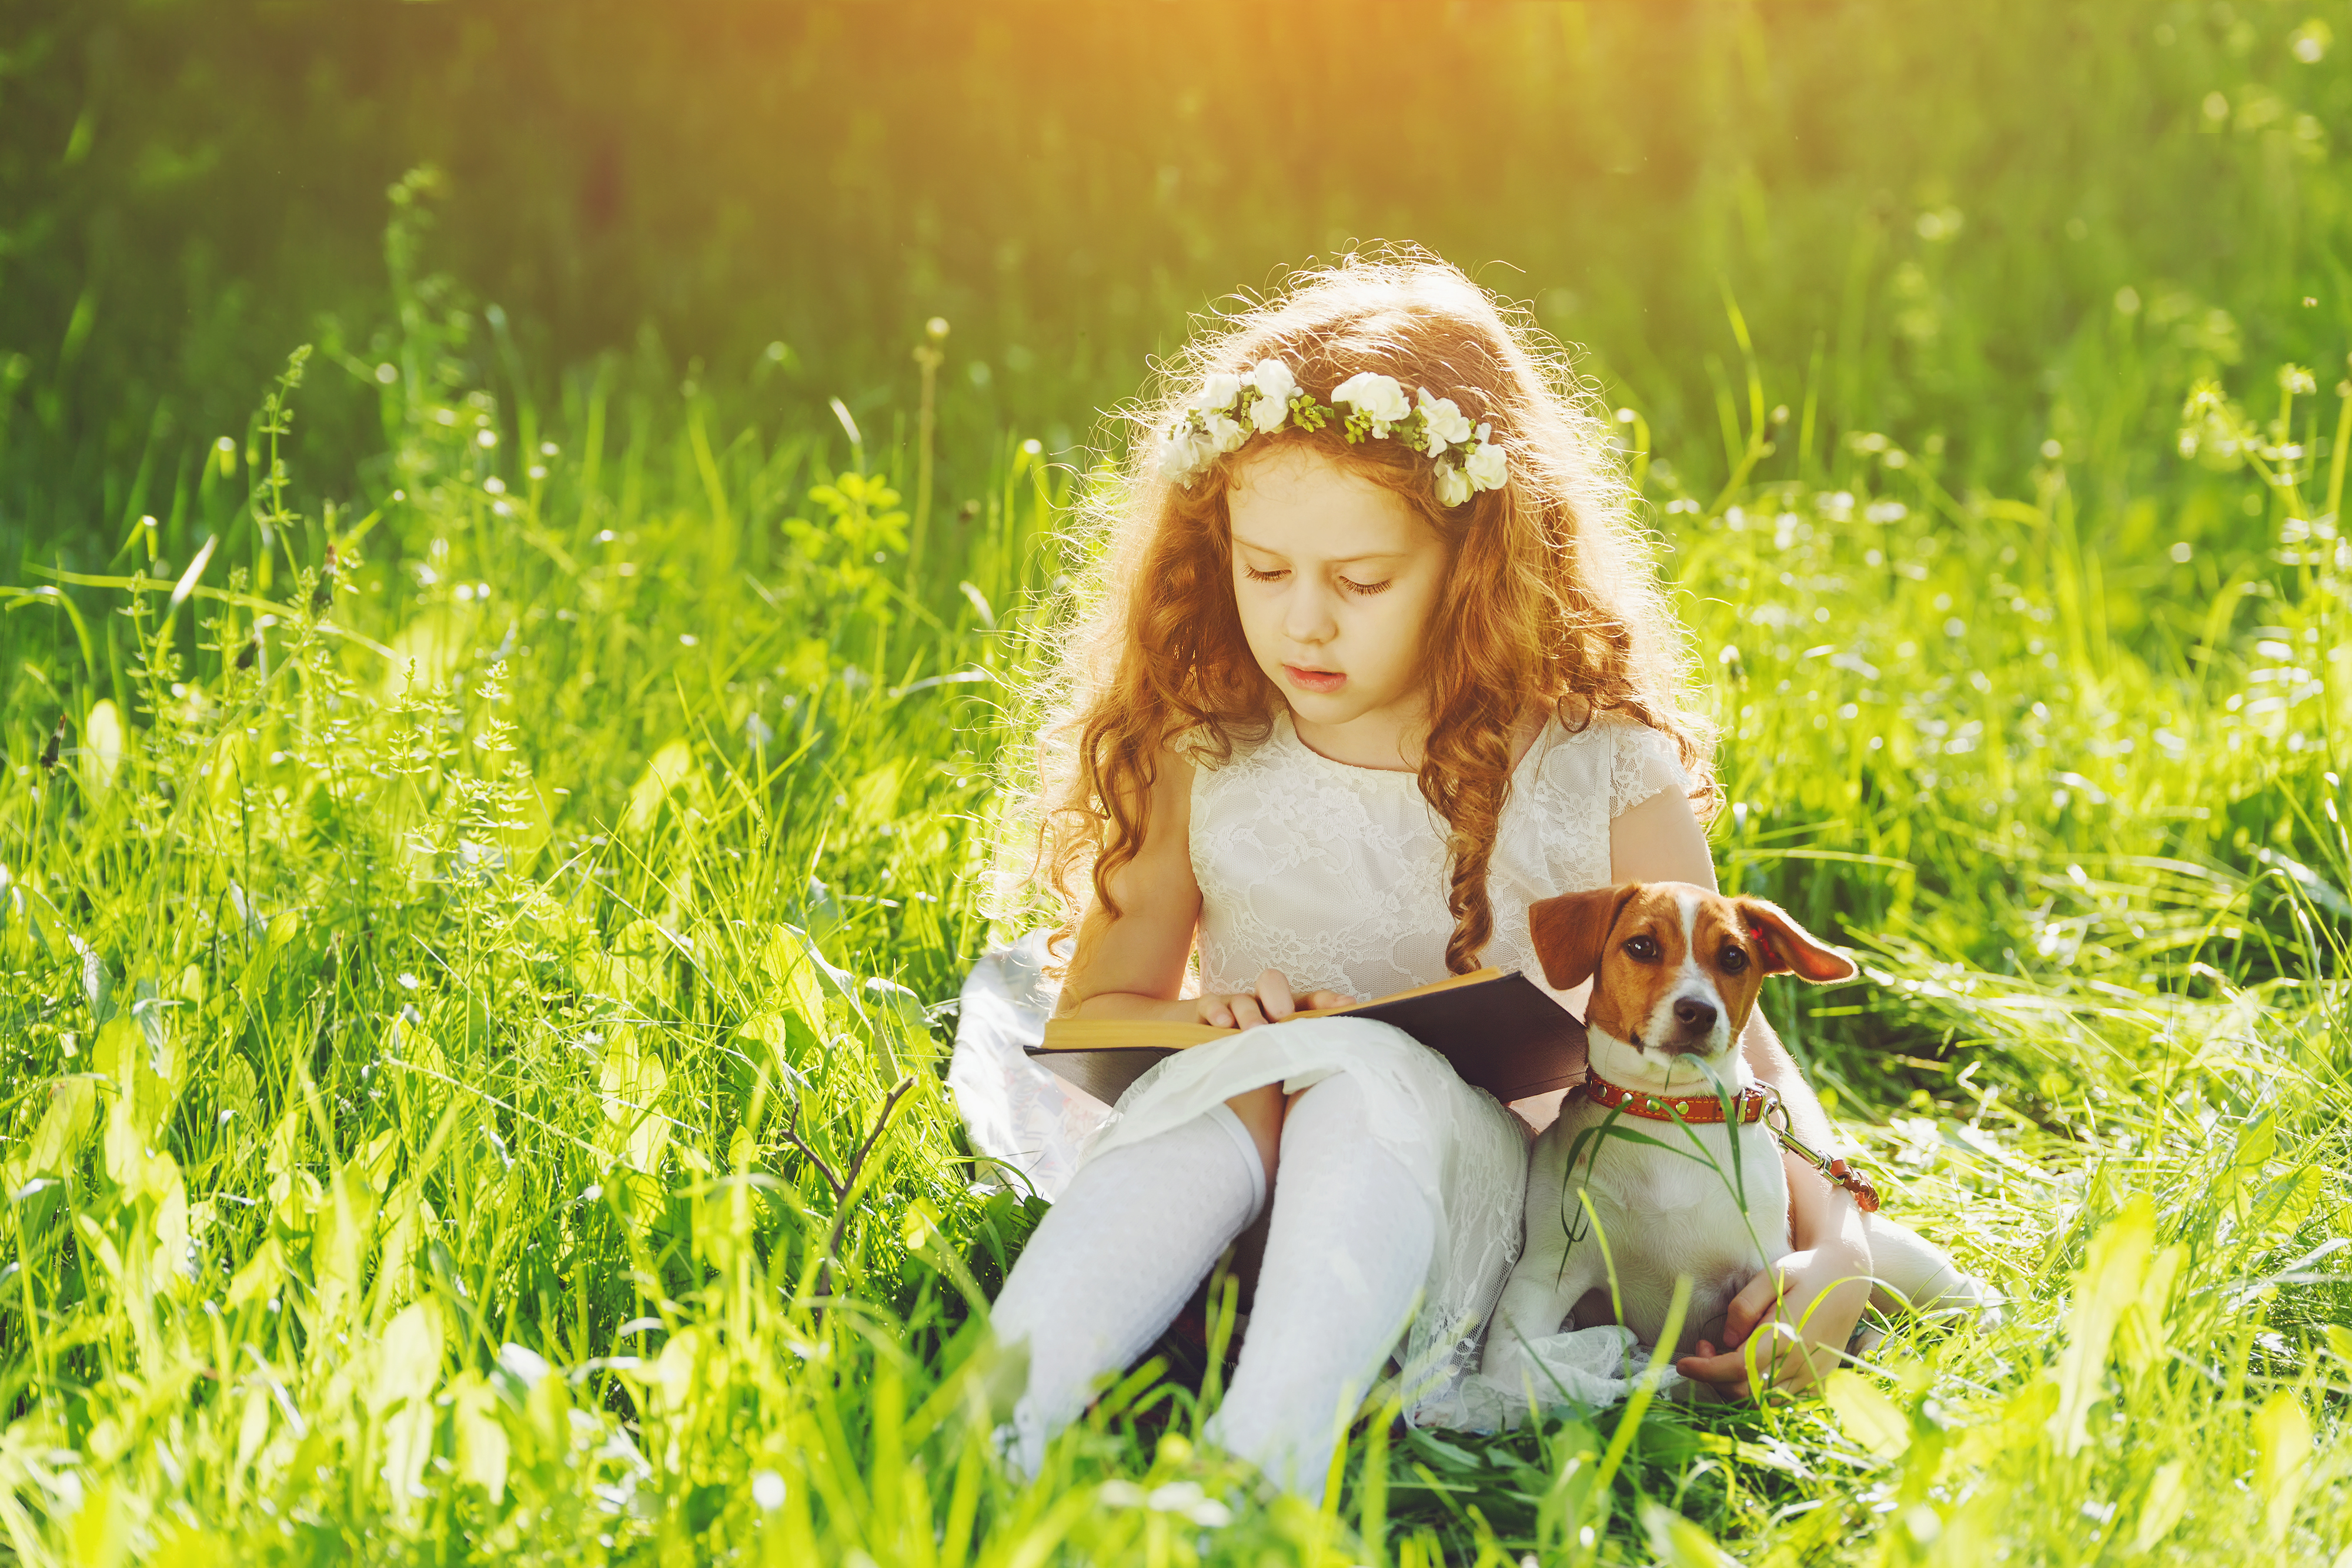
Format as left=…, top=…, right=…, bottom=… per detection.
left=1622, top=935, right=1660, bottom=962
left=1720, top=945, right=1749, bottom=973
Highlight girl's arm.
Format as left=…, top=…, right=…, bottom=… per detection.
left=1054, top=748, right=1351, bottom=1028
left=1606, top=785, right=1873, bottom=1398
left=1053, top=748, right=1209, bottom=1026
left=1055, top=749, right=1345, bottom=1178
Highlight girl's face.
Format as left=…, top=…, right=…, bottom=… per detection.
left=1226, top=444, right=1451, bottom=764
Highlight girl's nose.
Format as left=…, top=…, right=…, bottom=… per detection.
left=1283, top=583, right=1339, bottom=645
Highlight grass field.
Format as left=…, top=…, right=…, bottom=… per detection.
left=4, top=4, right=2352, bottom=1563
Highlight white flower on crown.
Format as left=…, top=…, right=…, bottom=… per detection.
left=1331, top=372, right=1411, bottom=431
left=1432, top=462, right=1474, bottom=508
left=1157, top=424, right=1214, bottom=483
left=1157, top=360, right=1512, bottom=492
left=1196, top=372, right=1244, bottom=413
left=1248, top=359, right=1298, bottom=407
left=1247, top=396, right=1288, bottom=436
left=1154, top=427, right=1182, bottom=482
left=1465, top=438, right=1509, bottom=492
left=1245, top=360, right=1295, bottom=434
left=1416, top=388, right=1474, bottom=457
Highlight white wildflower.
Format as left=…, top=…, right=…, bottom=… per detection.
left=1466, top=439, right=1509, bottom=492
left=1416, top=389, right=1473, bottom=455
left=751, top=1470, right=786, bottom=1510
left=1202, top=413, right=1246, bottom=453
left=1331, top=372, right=1410, bottom=429
left=1433, top=463, right=1473, bottom=508
left=1145, top=1480, right=1233, bottom=1527
left=1247, top=390, right=1289, bottom=434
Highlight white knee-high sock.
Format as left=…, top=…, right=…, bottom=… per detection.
left=1207, top=1074, right=1435, bottom=1503
left=989, top=1105, right=1266, bottom=1477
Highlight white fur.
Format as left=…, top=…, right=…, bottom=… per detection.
left=1489, top=1020, right=1793, bottom=1374
left=1635, top=890, right=1723, bottom=1055
left=1485, top=915, right=1990, bottom=1389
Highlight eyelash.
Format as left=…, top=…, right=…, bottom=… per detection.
left=1243, top=566, right=1391, bottom=597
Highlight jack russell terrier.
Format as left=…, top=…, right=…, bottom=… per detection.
left=1484, top=881, right=1990, bottom=1392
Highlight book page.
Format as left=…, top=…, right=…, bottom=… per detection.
left=1038, top=967, right=1506, bottom=1051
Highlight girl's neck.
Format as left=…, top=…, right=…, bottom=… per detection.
left=1288, top=702, right=1426, bottom=772
left=1287, top=703, right=1548, bottom=774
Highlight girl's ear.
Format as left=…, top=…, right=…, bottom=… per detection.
left=1732, top=897, right=1857, bottom=983
left=1526, top=884, right=1641, bottom=990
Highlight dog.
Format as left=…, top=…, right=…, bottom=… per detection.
left=1482, top=881, right=1990, bottom=1392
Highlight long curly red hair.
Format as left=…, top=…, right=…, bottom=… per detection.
left=1007, top=252, right=1716, bottom=976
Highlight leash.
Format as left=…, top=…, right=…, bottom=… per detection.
left=1567, top=1071, right=1883, bottom=1213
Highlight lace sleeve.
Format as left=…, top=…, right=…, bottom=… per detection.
left=1608, top=718, right=1691, bottom=819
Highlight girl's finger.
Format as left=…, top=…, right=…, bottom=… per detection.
left=1232, top=995, right=1268, bottom=1030
left=1720, top=1265, right=1788, bottom=1348
left=1672, top=1345, right=1750, bottom=1393
left=1255, top=968, right=1296, bottom=1021
left=1305, top=990, right=1352, bottom=1011
left=1205, top=1001, right=1235, bottom=1028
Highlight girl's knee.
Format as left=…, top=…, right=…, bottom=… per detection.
left=1282, top=1072, right=1369, bottom=1135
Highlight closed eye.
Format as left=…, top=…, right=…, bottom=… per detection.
left=1244, top=565, right=1389, bottom=595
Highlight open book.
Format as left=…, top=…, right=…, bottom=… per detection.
left=1028, top=967, right=1589, bottom=1106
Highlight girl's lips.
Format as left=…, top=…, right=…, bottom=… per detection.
left=1283, top=664, right=1345, bottom=693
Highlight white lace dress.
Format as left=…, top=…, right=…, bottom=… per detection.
left=950, top=708, right=1690, bottom=1421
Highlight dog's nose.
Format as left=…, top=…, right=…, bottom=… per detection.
left=1673, top=997, right=1719, bottom=1032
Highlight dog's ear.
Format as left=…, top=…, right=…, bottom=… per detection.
left=1733, top=897, right=1857, bottom=983
left=1526, top=884, right=1641, bottom=989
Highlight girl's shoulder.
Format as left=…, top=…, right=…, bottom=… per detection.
left=1526, top=704, right=1691, bottom=819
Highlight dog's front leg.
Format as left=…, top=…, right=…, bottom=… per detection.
left=1483, top=1231, right=1605, bottom=1390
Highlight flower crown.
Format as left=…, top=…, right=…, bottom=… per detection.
left=1155, top=360, right=1509, bottom=507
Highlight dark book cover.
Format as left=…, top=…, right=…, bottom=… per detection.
left=1026, top=969, right=1589, bottom=1107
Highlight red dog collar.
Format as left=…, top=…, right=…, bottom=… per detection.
left=1572, top=1072, right=1772, bottom=1125
left=1571, top=1072, right=1885, bottom=1212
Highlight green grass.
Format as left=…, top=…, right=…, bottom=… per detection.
left=4, top=5, right=2352, bottom=1561
left=2, top=219, right=2348, bottom=1564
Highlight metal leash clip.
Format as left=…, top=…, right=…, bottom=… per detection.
left=1758, top=1086, right=1883, bottom=1213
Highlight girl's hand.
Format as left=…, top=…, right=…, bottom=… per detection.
left=1674, top=1245, right=1873, bottom=1399
left=1196, top=968, right=1354, bottom=1030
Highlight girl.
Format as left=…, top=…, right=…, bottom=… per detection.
left=978, top=254, right=1873, bottom=1499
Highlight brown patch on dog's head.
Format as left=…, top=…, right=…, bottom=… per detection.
left=1733, top=896, right=1857, bottom=984
left=1583, top=883, right=1712, bottom=1050
left=1525, top=883, right=1641, bottom=991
